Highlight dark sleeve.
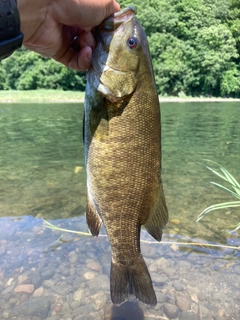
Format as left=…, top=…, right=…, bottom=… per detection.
left=0, top=0, right=23, bottom=61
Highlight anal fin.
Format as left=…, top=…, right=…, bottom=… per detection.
left=86, top=194, right=102, bottom=236
left=144, top=183, right=168, bottom=241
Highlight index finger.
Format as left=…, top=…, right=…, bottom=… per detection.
left=52, top=0, right=120, bottom=29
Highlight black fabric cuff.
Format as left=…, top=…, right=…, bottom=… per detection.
left=0, top=0, right=23, bottom=60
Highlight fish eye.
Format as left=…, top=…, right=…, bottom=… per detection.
left=127, top=37, right=138, bottom=49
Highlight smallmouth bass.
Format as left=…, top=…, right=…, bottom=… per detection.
left=84, top=6, right=168, bottom=306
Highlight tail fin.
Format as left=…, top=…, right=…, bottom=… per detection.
left=110, top=255, right=157, bottom=306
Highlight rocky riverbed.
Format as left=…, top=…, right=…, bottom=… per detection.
left=0, top=216, right=239, bottom=320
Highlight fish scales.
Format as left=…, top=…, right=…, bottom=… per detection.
left=84, top=6, right=168, bottom=306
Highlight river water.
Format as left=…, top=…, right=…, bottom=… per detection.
left=0, top=102, right=239, bottom=320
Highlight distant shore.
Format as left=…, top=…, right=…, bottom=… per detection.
left=159, top=97, right=240, bottom=103
left=0, top=90, right=85, bottom=103
left=0, top=90, right=240, bottom=103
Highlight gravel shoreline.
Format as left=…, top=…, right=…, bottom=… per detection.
left=0, top=216, right=239, bottom=320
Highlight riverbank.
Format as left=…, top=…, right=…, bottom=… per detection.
left=159, top=97, right=240, bottom=102
left=0, top=90, right=85, bottom=103
left=0, top=90, right=240, bottom=103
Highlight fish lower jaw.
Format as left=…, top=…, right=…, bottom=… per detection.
left=97, top=83, right=127, bottom=103
left=97, top=83, right=111, bottom=96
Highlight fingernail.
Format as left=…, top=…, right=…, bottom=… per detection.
left=86, top=50, right=92, bottom=62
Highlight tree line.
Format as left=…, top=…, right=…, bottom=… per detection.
left=1, top=0, right=240, bottom=97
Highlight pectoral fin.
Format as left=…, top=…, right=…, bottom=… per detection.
left=86, top=194, right=102, bottom=236
left=144, top=183, right=168, bottom=242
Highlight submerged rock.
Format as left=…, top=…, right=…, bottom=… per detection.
left=176, top=293, right=191, bottom=311
left=10, top=297, right=50, bottom=319
left=83, top=271, right=96, bottom=280
left=91, top=291, right=108, bottom=310
left=234, top=265, right=240, bottom=275
left=14, top=284, right=35, bottom=294
left=68, top=251, right=78, bottom=264
left=41, top=267, right=55, bottom=280
left=33, top=287, right=44, bottom=297
left=163, top=303, right=180, bottom=319
left=179, top=311, right=199, bottom=320
left=0, top=245, right=6, bottom=256
left=73, top=287, right=90, bottom=301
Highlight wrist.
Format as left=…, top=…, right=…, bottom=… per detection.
left=17, top=0, right=49, bottom=43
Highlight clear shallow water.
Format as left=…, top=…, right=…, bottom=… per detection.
left=0, top=102, right=239, bottom=320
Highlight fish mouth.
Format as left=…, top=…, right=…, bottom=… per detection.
left=89, top=6, right=138, bottom=91
left=102, top=6, right=136, bottom=32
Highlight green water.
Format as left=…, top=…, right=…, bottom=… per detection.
left=0, top=103, right=86, bottom=220
left=0, top=102, right=239, bottom=319
left=1, top=102, right=239, bottom=237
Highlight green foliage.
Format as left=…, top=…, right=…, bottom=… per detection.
left=0, top=48, right=85, bottom=91
left=194, top=25, right=238, bottom=95
left=197, top=160, right=240, bottom=232
left=119, top=0, right=240, bottom=97
left=221, top=68, right=240, bottom=97
left=1, top=0, right=240, bottom=96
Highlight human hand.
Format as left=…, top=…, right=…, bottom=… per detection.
left=18, top=0, right=120, bottom=71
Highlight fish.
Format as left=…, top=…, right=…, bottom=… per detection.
left=83, top=6, right=168, bottom=306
